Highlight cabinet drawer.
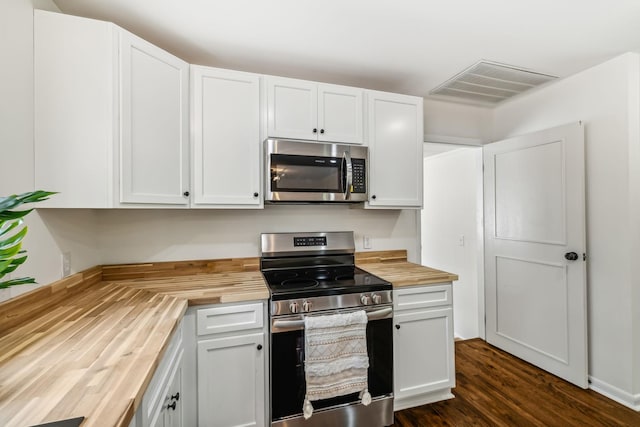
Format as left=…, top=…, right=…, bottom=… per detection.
left=197, top=302, right=264, bottom=336
left=394, top=284, right=452, bottom=311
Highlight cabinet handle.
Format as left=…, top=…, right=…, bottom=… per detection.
left=257, top=344, right=263, bottom=350
left=371, top=195, right=377, bottom=200
left=253, top=192, right=259, bottom=198
left=171, top=392, right=180, bottom=401
left=313, top=128, right=318, bottom=133
left=395, top=324, right=400, bottom=330
left=167, top=401, right=177, bottom=411
left=183, top=191, right=190, bottom=197
left=320, top=129, right=325, bottom=134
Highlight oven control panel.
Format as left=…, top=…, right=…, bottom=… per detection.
left=271, top=291, right=393, bottom=316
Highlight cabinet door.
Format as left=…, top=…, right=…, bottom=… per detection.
left=191, top=66, right=262, bottom=207
left=34, top=10, right=115, bottom=208
left=367, top=91, right=423, bottom=207
left=318, top=84, right=364, bottom=144
left=267, top=77, right=318, bottom=140
left=120, top=30, right=190, bottom=205
left=164, top=349, right=184, bottom=427
left=197, top=333, right=265, bottom=427
left=394, top=307, right=455, bottom=399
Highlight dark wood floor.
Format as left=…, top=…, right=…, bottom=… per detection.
left=394, top=339, right=640, bottom=426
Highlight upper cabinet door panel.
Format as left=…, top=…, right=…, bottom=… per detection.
left=34, top=10, right=115, bottom=208
left=367, top=91, right=423, bottom=208
left=120, top=30, right=189, bottom=205
left=191, top=66, right=262, bottom=207
left=318, top=84, right=364, bottom=144
left=266, top=77, right=318, bottom=141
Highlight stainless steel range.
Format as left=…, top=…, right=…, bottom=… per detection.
left=261, top=231, right=394, bottom=427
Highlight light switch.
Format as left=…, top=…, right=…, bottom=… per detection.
left=363, top=236, right=372, bottom=249
left=458, top=235, right=465, bottom=246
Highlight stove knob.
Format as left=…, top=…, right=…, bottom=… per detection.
left=289, top=301, right=300, bottom=314
left=360, top=294, right=371, bottom=305
left=302, top=300, right=313, bottom=312
left=371, top=293, right=382, bottom=304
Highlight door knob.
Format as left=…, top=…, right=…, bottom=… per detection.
left=564, top=252, right=579, bottom=261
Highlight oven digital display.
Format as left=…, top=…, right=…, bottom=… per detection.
left=294, top=236, right=327, bottom=247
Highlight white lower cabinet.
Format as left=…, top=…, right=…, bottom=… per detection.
left=187, top=301, right=268, bottom=427
left=393, top=284, right=455, bottom=411
left=132, top=321, right=185, bottom=427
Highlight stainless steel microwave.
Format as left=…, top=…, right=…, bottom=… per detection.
left=264, top=138, right=368, bottom=203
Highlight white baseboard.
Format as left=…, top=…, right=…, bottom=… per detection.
left=589, top=376, right=640, bottom=411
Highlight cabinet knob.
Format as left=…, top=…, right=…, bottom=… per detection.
left=171, top=392, right=180, bottom=401
left=313, top=128, right=318, bottom=133
left=183, top=191, right=190, bottom=197
left=395, top=324, right=401, bottom=330
left=167, top=401, right=177, bottom=411
left=253, top=192, right=259, bottom=198
left=371, top=195, right=377, bottom=200
left=257, top=344, right=263, bottom=350
left=320, top=129, right=325, bottom=134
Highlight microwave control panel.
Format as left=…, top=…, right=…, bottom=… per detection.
left=352, top=158, right=366, bottom=193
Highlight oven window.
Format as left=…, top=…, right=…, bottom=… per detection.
left=270, top=318, right=393, bottom=421
left=270, top=154, right=342, bottom=193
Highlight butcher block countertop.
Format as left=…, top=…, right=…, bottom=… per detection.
left=0, top=251, right=455, bottom=427
left=357, top=250, right=459, bottom=287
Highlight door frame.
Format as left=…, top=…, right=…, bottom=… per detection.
left=420, top=135, right=485, bottom=339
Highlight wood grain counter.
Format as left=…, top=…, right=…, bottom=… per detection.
left=0, top=252, right=455, bottom=427
left=356, top=250, right=459, bottom=287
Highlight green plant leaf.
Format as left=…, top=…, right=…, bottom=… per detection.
left=3, top=255, right=28, bottom=274
left=0, top=277, right=36, bottom=289
left=0, top=195, right=22, bottom=211
left=17, top=190, right=57, bottom=204
left=0, top=209, right=33, bottom=221
left=0, top=225, right=27, bottom=251
left=0, top=218, right=23, bottom=238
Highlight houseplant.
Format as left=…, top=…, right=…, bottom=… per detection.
left=0, top=190, right=56, bottom=288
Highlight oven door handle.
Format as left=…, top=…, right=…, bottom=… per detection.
left=272, top=307, right=393, bottom=331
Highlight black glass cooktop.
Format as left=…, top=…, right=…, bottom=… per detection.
left=262, top=265, right=391, bottom=300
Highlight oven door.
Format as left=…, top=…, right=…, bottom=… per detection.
left=270, top=305, right=393, bottom=426
left=264, top=138, right=368, bottom=203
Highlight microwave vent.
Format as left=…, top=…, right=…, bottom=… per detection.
left=429, top=60, right=557, bottom=104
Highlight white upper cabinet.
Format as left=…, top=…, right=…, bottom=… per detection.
left=267, top=77, right=364, bottom=144
left=191, top=66, right=262, bottom=208
left=119, top=31, right=189, bottom=205
left=34, top=10, right=189, bottom=208
left=366, top=90, right=424, bottom=208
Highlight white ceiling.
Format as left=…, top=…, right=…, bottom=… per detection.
left=52, top=0, right=640, bottom=101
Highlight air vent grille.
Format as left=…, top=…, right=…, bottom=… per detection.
left=429, top=61, right=557, bottom=104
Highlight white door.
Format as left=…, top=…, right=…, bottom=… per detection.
left=317, top=84, right=363, bottom=144
left=191, top=66, right=261, bottom=207
left=266, top=77, right=318, bottom=141
left=484, top=122, right=588, bottom=387
left=120, top=30, right=190, bottom=205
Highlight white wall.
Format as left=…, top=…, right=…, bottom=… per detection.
left=422, top=148, right=483, bottom=339
left=423, top=98, right=492, bottom=144
left=493, top=52, right=640, bottom=407
left=0, top=0, right=101, bottom=303
left=96, top=206, right=420, bottom=264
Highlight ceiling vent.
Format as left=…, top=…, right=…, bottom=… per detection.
left=429, top=60, right=557, bottom=104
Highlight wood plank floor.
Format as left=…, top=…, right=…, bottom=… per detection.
left=393, top=339, right=640, bottom=426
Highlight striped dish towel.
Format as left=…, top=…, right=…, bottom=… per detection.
left=303, top=310, right=372, bottom=419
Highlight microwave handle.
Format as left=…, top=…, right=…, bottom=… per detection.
left=343, top=151, right=353, bottom=200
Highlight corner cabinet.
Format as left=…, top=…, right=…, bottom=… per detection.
left=190, top=66, right=262, bottom=208
left=366, top=91, right=424, bottom=208
left=131, top=321, right=186, bottom=427
left=185, top=301, right=268, bottom=427
left=393, top=284, right=455, bottom=411
left=34, top=10, right=190, bottom=208
left=266, top=77, right=364, bottom=144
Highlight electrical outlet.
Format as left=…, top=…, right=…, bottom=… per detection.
left=62, top=252, right=71, bottom=277
left=363, top=236, right=372, bottom=249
